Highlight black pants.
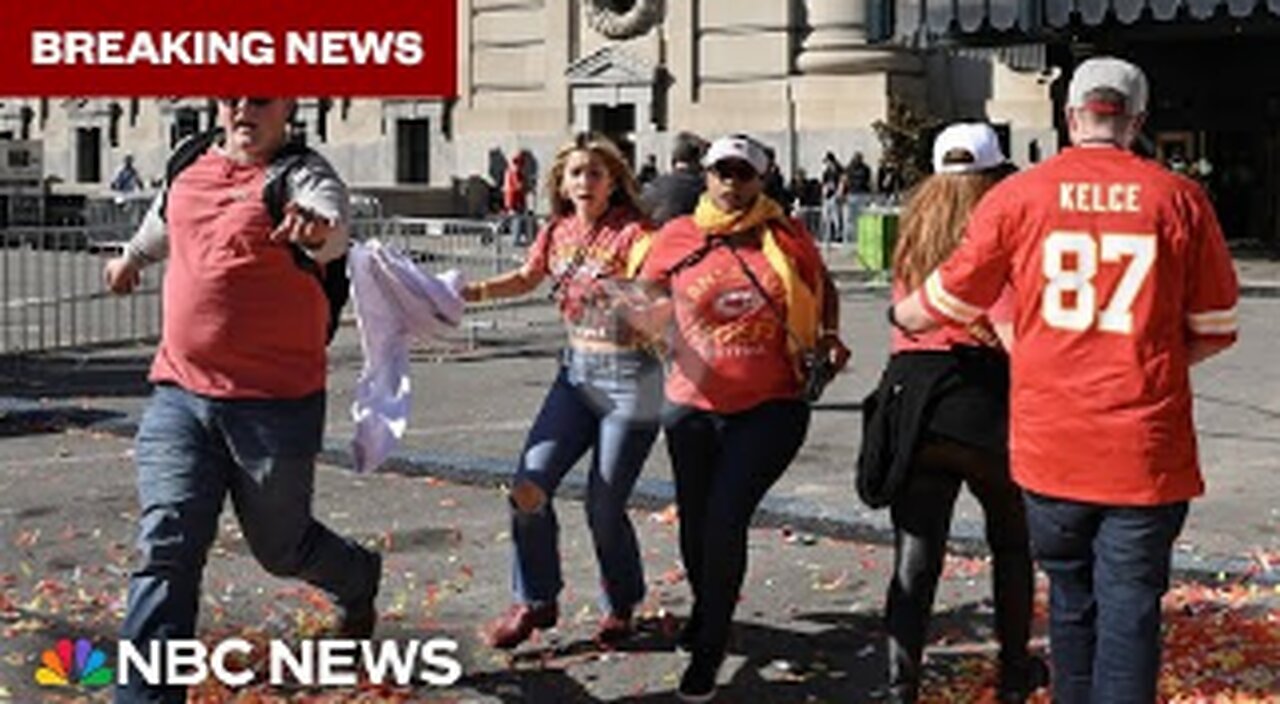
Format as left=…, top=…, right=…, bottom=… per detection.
left=886, top=437, right=1034, bottom=695
left=663, top=399, right=811, bottom=661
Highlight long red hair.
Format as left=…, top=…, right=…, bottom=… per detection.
left=893, top=166, right=1013, bottom=290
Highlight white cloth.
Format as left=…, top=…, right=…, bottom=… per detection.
left=349, top=240, right=465, bottom=473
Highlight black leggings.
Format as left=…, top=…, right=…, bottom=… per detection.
left=663, top=399, right=811, bottom=661
left=885, top=437, right=1034, bottom=694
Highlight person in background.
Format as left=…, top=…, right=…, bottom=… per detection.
left=891, top=58, right=1239, bottom=703
left=642, top=131, right=708, bottom=226
left=819, top=151, right=845, bottom=242
left=103, top=96, right=379, bottom=704
left=845, top=151, right=872, bottom=195
left=110, top=154, right=144, bottom=193
left=638, top=153, right=660, bottom=185
left=464, top=132, right=664, bottom=650
left=869, top=123, right=1046, bottom=704
left=503, top=150, right=530, bottom=216
left=762, top=146, right=794, bottom=214
left=634, top=133, right=849, bottom=702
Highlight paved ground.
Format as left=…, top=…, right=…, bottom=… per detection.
left=0, top=428, right=1277, bottom=703
left=7, top=286, right=1278, bottom=576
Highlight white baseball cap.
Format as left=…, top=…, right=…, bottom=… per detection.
left=703, top=134, right=769, bottom=176
left=1067, top=57, right=1148, bottom=116
left=932, top=123, right=1008, bottom=174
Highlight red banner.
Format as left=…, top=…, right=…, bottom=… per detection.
left=0, top=0, right=457, bottom=97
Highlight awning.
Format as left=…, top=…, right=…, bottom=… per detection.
left=869, top=0, right=1280, bottom=44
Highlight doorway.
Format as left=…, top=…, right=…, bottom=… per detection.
left=396, top=118, right=431, bottom=184
left=589, top=104, right=636, bottom=166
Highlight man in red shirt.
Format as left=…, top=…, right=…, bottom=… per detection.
left=104, top=97, right=381, bottom=704
left=891, top=57, right=1238, bottom=703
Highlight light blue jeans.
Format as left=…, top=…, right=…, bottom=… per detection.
left=117, top=384, right=379, bottom=704
left=510, top=349, right=662, bottom=614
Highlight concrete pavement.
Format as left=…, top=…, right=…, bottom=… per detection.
left=2, top=288, right=1279, bottom=586
left=1, top=422, right=1277, bottom=702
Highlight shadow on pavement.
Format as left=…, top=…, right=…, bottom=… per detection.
left=0, top=405, right=126, bottom=437
left=504, top=612, right=890, bottom=703
left=0, top=351, right=153, bottom=399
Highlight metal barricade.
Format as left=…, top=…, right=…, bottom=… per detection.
left=0, top=214, right=564, bottom=358
left=0, top=225, right=164, bottom=358
left=350, top=216, right=552, bottom=345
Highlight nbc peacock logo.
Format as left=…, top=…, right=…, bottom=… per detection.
left=34, top=638, right=115, bottom=687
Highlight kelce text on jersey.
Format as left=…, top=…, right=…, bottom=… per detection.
left=1060, top=182, right=1141, bottom=213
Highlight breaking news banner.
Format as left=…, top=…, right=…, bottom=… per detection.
left=0, top=0, right=457, bottom=96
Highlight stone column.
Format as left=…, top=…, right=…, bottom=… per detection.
left=796, top=0, right=914, bottom=74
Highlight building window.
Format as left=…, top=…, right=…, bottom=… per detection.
left=76, top=127, right=102, bottom=183
left=396, top=118, right=431, bottom=183
left=20, top=106, right=33, bottom=140
left=109, top=102, right=122, bottom=148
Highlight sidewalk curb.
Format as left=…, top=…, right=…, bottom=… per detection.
left=90, top=413, right=1280, bottom=586
left=5, top=399, right=1277, bottom=586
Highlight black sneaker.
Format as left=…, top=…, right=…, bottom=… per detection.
left=336, top=550, right=382, bottom=639
left=998, top=655, right=1050, bottom=703
left=676, top=654, right=721, bottom=703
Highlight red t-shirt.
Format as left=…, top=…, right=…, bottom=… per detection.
left=640, top=216, right=820, bottom=413
left=522, top=207, right=649, bottom=344
left=921, top=146, right=1239, bottom=505
left=150, top=151, right=328, bottom=399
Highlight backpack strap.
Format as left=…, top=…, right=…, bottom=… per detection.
left=658, top=231, right=755, bottom=282
left=158, top=128, right=225, bottom=222
left=262, top=141, right=314, bottom=226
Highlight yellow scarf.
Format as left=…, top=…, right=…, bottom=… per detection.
left=692, top=195, right=820, bottom=357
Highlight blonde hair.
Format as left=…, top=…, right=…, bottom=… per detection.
left=893, top=167, right=1012, bottom=290
left=544, top=132, right=644, bottom=217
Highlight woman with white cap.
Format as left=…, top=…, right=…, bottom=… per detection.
left=629, top=132, right=849, bottom=702
left=867, top=123, right=1047, bottom=702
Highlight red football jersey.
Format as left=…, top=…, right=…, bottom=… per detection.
left=921, top=146, right=1238, bottom=505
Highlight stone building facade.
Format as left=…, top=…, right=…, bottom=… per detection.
left=0, top=0, right=1059, bottom=214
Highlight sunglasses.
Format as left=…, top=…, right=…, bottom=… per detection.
left=218, top=97, right=276, bottom=108
left=710, top=160, right=759, bottom=182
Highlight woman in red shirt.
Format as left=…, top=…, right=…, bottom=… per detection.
left=875, top=123, right=1046, bottom=703
left=462, top=133, right=661, bottom=649
left=635, top=134, right=848, bottom=702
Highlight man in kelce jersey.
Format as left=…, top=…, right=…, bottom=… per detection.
left=890, top=57, right=1238, bottom=703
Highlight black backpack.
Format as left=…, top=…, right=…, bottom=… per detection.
left=161, top=128, right=349, bottom=343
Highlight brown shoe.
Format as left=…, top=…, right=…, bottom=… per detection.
left=594, top=609, right=634, bottom=644
left=485, top=602, right=558, bottom=649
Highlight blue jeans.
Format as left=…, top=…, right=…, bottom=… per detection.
left=1024, top=492, right=1189, bottom=704
left=663, top=399, right=811, bottom=660
left=510, top=349, right=662, bottom=614
left=117, top=385, right=379, bottom=704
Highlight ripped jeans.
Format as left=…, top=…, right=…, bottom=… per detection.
left=508, top=349, right=662, bottom=614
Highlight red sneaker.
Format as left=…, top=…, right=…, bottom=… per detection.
left=484, top=602, right=558, bottom=649
left=594, top=610, right=634, bottom=644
